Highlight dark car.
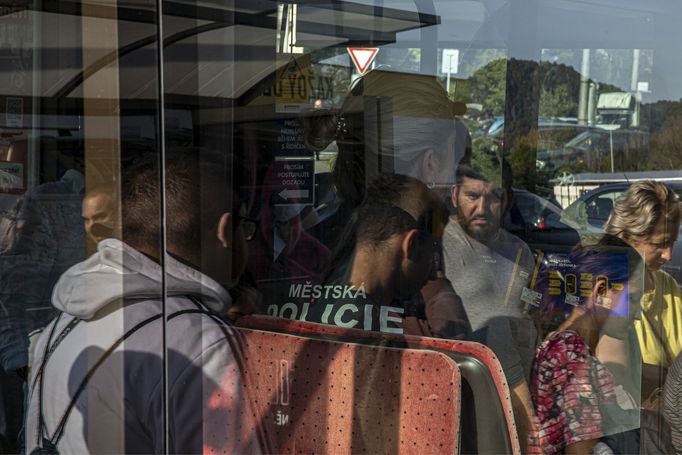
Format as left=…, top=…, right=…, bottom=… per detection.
left=537, top=128, right=649, bottom=178
left=488, top=122, right=594, bottom=155
left=562, top=181, right=682, bottom=283
left=505, top=188, right=581, bottom=254
left=487, top=117, right=579, bottom=138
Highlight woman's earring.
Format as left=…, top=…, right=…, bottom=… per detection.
left=427, top=181, right=436, bottom=189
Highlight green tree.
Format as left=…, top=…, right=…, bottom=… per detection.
left=648, top=111, right=682, bottom=170
left=539, top=85, right=577, bottom=117
left=471, top=58, right=507, bottom=116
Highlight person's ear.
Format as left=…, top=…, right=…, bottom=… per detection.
left=591, top=277, right=612, bottom=309
left=421, top=149, right=438, bottom=185
left=216, top=212, right=232, bottom=248
left=401, top=229, right=420, bottom=261
left=593, top=277, right=607, bottom=295
left=451, top=185, right=459, bottom=209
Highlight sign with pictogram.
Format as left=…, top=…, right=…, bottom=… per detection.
left=253, top=52, right=334, bottom=109
left=347, top=48, right=378, bottom=75
left=275, top=54, right=311, bottom=113
left=272, top=159, right=315, bottom=206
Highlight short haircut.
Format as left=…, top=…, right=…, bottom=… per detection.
left=355, top=173, right=448, bottom=246
left=84, top=183, right=118, bottom=209
left=604, top=180, right=681, bottom=242
left=122, top=148, right=237, bottom=259
left=455, top=158, right=512, bottom=190
left=323, top=173, right=448, bottom=280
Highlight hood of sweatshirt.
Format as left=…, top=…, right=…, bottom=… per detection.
left=52, top=238, right=231, bottom=319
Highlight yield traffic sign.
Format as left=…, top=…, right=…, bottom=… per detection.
left=347, top=48, right=379, bottom=74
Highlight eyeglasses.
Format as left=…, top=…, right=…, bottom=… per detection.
left=235, top=215, right=259, bottom=241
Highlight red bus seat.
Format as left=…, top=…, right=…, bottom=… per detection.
left=224, top=325, right=462, bottom=454
left=235, top=315, right=520, bottom=455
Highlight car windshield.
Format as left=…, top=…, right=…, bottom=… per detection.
left=565, top=130, right=601, bottom=148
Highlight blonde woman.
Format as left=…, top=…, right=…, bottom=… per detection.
left=604, top=180, right=682, bottom=370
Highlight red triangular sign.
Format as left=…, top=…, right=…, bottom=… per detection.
left=347, top=48, right=379, bottom=74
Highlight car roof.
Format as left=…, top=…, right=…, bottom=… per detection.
left=577, top=181, right=682, bottom=201
left=560, top=181, right=682, bottom=229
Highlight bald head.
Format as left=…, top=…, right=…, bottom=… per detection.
left=83, top=184, right=119, bottom=244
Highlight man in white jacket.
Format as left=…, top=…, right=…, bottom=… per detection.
left=25, top=150, right=260, bottom=454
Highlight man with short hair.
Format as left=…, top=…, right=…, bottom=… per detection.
left=82, top=183, right=119, bottom=245
left=0, top=165, right=86, bottom=453
left=25, top=150, right=259, bottom=454
left=444, top=161, right=537, bottom=452
left=267, top=173, right=451, bottom=334
left=445, top=163, right=534, bottom=330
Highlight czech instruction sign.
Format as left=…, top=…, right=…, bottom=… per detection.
left=347, top=48, right=378, bottom=74
left=272, top=160, right=315, bottom=206
left=276, top=118, right=314, bottom=158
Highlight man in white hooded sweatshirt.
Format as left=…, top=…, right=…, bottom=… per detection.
left=25, top=150, right=261, bottom=454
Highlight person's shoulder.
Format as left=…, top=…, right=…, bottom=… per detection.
left=166, top=297, right=231, bottom=328
left=164, top=297, right=238, bottom=364
left=495, top=228, right=531, bottom=251
left=444, top=218, right=462, bottom=235
left=492, top=229, right=534, bottom=265
left=650, top=270, right=682, bottom=305
left=443, top=219, right=468, bottom=244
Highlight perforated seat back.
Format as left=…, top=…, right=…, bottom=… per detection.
left=235, top=315, right=520, bottom=455
left=228, top=326, right=461, bottom=454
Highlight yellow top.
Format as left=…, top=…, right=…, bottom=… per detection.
left=635, top=269, right=682, bottom=368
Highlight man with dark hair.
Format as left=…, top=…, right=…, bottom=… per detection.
left=445, top=161, right=533, bottom=330
left=444, top=159, right=537, bottom=452
left=266, top=173, right=450, bottom=334
left=0, top=161, right=86, bottom=453
left=25, top=149, right=259, bottom=454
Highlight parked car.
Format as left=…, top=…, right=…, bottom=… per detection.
left=486, top=116, right=505, bottom=136
left=484, top=123, right=597, bottom=192
left=505, top=188, right=581, bottom=254
left=487, top=116, right=578, bottom=138
left=562, top=181, right=682, bottom=283
left=536, top=128, right=650, bottom=178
